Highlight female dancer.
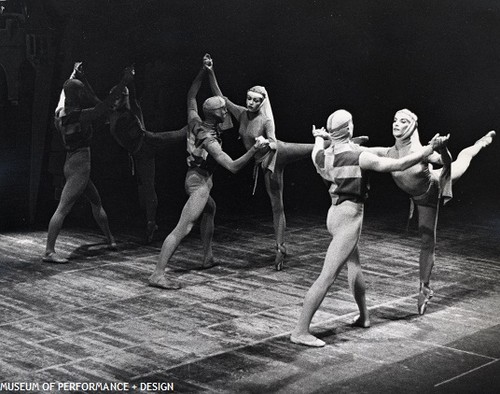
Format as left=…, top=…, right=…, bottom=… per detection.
left=290, top=110, right=448, bottom=347
left=204, top=54, right=315, bottom=270
left=108, top=73, right=187, bottom=243
left=383, top=109, right=495, bottom=314
left=42, top=63, right=134, bottom=263
left=148, top=62, right=268, bottom=289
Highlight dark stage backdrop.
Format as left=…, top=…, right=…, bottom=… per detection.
left=2, top=0, right=500, bottom=229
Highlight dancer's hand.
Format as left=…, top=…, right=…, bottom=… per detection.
left=203, top=53, right=213, bottom=70
left=70, top=62, right=84, bottom=79
left=429, top=133, right=450, bottom=151
left=254, top=135, right=270, bottom=150
left=312, top=125, right=330, bottom=139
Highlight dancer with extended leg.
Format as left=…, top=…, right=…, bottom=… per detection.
left=108, top=72, right=187, bottom=243
left=204, top=54, right=317, bottom=270
left=148, top=62, right=269, bottom=289
left=43, top=63, right=134, bottom=263
left=383, top=109, right=495, bottom=314
left=290, top=109, right=448, bottom=347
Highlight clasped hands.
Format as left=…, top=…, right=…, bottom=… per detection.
left=253, top=135, right=270, bottom=150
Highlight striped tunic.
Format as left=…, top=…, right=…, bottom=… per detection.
left=313, top=142, right=369, bottom=205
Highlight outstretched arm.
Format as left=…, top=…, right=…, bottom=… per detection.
left=357, top=146, right=391, bottom=156
left=73, top=63, right=101, bottom=106
left=79, top=66, right=134, bottom=123
left=204, top=54, right=245, bottom=120
left=187, top=67, right=206, bottom=124
left=204, top=139, right=268, bottom=174
left=311, top=125, right=329, bottom=164
left=55, top=63, right=81, bottom=114
left=360, top=134, right=449, bottom=172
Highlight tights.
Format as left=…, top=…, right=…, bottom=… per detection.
left=45, top=148, right=114, bottom=254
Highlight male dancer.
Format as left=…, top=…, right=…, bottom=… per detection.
left=43, top=63, right=133, bottom=263
left=148, top=61, right=269, bottom=289
left=108, top=70, right=187, bottom=243
left=290, top=109, right=448, bottom=346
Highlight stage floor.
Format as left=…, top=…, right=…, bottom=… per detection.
left=0, top=207, right=499, bottom=393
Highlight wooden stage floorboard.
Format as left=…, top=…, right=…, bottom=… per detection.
left=0, top=206, right=499, bottom=393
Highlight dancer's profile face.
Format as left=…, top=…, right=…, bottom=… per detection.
left=213, top=105, right=228, bottom=123
left=246, top=91, right=264, bottom=112
left=392, top=113, right=413, bottom=139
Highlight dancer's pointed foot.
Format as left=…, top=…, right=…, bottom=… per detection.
left=475, top=130, right=496, bottom=148
left=42, top=252, right=68, bottom=264
left=290, top=333, right=325, bottom=347
left=148, top=274, right=181, bottom=290
left=351, top=316, right=371, bottom=328
left=417, top=282, right=434, bottom=315
left=275, top=243, right=287, bottom=271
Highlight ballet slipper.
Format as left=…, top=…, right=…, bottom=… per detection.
left=290, top=334, right=325, bottom=347
left=148, top=275, right=181, bottom=290
left=275, top=243, right=287, bottom=271
left=417, top=283, right=434, bottom=316
left=475, top=130, right=496, bottom=148
left=42, top=252, right=68, bottom=264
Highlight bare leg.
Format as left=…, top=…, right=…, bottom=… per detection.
left=264, top=167, right=286, bottom=270
left=416, top=204, right=438, bottom=315
left=44, top=152, right=90, bottom=262
left=263, top=141, right=315, bottom=270
left=451, top=130, right=495, bottom=183
left=347, top=247, right=370, bottom=328
left=44, top=178, right=86, bottom=262
left=83, top=180, right=116, bottom=248
left=291, top=202, right=363, bottom=346
left=200, top=195, right=216, bottom=268
left=148, top=182, right=211, bottom=289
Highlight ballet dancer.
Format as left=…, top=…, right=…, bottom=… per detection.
left=382, top=109, right=495, bottom=314
left=204, top=54, right=320, bottom=271
left=290, top=109, right=448, bottom=347
left=42, top=63, right=134, bottom=263
left=148, top=61, right=269, bottom=289
left=108, top=70, right=187, bottom=243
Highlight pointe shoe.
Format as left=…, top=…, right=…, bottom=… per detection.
left=475, top=130, right=496, bottom=148
left=418, top=283, right=434, bottom=315
left=42, top=252, right=68, bottom=264
left=290, top=334, right=325, bottom=347
left=275, top=243, right=287, bottom=271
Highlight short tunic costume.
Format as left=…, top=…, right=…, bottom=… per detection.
left=313, top=142, right=369, bottom=205
left=387, top=145, right=452, bottom=208
left=184, top=113, right=222, bottom=194
left=313, top=141, right=367, bottom=238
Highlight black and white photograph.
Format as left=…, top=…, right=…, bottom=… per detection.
left=1, top=1, right=499, bottom=393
